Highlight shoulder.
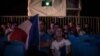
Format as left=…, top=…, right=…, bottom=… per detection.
left=63, top=39, right=71, bottom=45
left=52, top=40, right=56, bottom=43
left=52, top=40, right=57, bottom=45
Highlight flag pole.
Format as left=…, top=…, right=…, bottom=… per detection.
left=38, top=14, right=40, bottom=50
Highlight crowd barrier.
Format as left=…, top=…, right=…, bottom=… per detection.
left=0, top=16, right=100, bottom=35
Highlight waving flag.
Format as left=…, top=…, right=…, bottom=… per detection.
left=28, top=14, right=39, bottom=49
left=9, top=14, right=39, bottom=50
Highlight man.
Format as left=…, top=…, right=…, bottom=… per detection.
left=83, top=24, right=91, bottom=34
left=68, top=22, right=76, bottom=33
left=48, top=23, right=60, bottom=39
left=39, top=20, right=52, bottom=56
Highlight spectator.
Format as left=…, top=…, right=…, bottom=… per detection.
left=74, top=24, right=81, bottom=37
left=76, top=24, right=81, bottom=33
left=0, top=24, right=5, bottom=37
left=1, top=24, right=6, bottom=31
left=63, top=24, right=69, bottom=39
left=47, top=23, right=55, bottom=37
left=53, top=23, right=60, bottom=32
left=63, top=24, right=69, bottom=34
left=39, top=20, right=52, bottom=56
left=83, top=24, right=91, bottom=34
left=5, top=23, right=13, bottom=35
left=51, top=27, right=71, bottom=56
left=79, top=30, right=86, bottom=36
left=68, top=22, right=76, bottom=33
left=47, top=23, right=60, bottom=39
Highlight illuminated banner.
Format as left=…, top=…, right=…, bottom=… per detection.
left=28, top=0, right=66, bottom=16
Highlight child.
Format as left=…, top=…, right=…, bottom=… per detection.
left=51, top=27, right=71, bottom=56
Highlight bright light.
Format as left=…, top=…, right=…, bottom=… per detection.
left=46, top=2, right=49, bottom=6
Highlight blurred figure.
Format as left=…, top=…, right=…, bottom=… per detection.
left=50, top=23, right=60, bottom=33
left=5, top=23, right=13, bottom=35
left=47, top=23, right=60, bottom=39
left=53, top=23, right=60, bottom=31
left=63, top=24, right=69, bottom=34
left=0, top=24, right=5, bottom=36
left=83, top=24, right=91, bottom=34
left=39, top=20, right=52, bottom=56
left=51, top=27, right=71, bottom=56
left=74, top=24, right=81, bottom=36
left=76, top=24, right=81, bottom=33
left=68, top=22, right=73, bottom=28
left=1, top=24, right=6, bottom=31
left=50, top=23, right=54, bottom=30
left=47, top=23, right=55, bottom=37
left=68, top=22, right=76, bottom=33
left=63, top=24, right=69, bottom=39
left=79, top=30, right=86, bottom=36
left=38, top=20, right=44, bottom=32
left=3, top=23, right=17, bottom=42
left=11, top=23, right=17, bottom=30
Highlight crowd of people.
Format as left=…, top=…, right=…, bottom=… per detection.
left=28, top=20, right=92, bottom=56
left=36, top=20, right=91, bottom=56
left=0, top=20, right=91, bottom=56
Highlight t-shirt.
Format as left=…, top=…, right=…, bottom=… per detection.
left=40, top=32, right=52, bottom=54
left=51, top=39, right=71, bottom=50
left=51, top=39, right=71, bottom=56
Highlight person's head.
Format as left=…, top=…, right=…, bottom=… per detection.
left=79, top=30, right=86, bottom=36
left=76, top=24, right=81, bottom=33
left=53, top=23, right=60, bottom=31
left=84, top=24, right=89, bottom=28
left=50, top=22, right=54, bottom=29
left=68, top=22, right=73, bottom=27
left=55, top=27, right=63, bottom=37
left=38, top=20, right=44, bottom=31
left=6, top=22, right=12, bottom=28
left=1, top=24, right=5, bottom=30
left=63, top=24, right=68, bottom=33
left=54, top=27, right=64, bottom=41
left=63, top=24, right=68, bottom=30
left=11, top=23, right=17, bottom=29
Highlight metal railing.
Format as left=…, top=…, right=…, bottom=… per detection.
left=0, top=16, right=100, bottom=35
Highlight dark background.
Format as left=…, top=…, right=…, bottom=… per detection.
left=0, top=0, right=100, bottom=16
left=81, top=0, right=100, bottom=17
left=0, top=0, right=27, bottom=16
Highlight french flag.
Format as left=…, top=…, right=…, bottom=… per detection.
left=9, top=14, right=39, bottom=50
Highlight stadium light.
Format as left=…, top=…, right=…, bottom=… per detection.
left=42, top=0, right=52, bottom=6
left=46, top=2, right=50, bottom=6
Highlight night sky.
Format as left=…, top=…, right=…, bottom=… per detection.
left=0, top=0, right=100, bottom=16
left=81, top=0, right=100, bottom=17
left=0, top=0, right=27, bottom=16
